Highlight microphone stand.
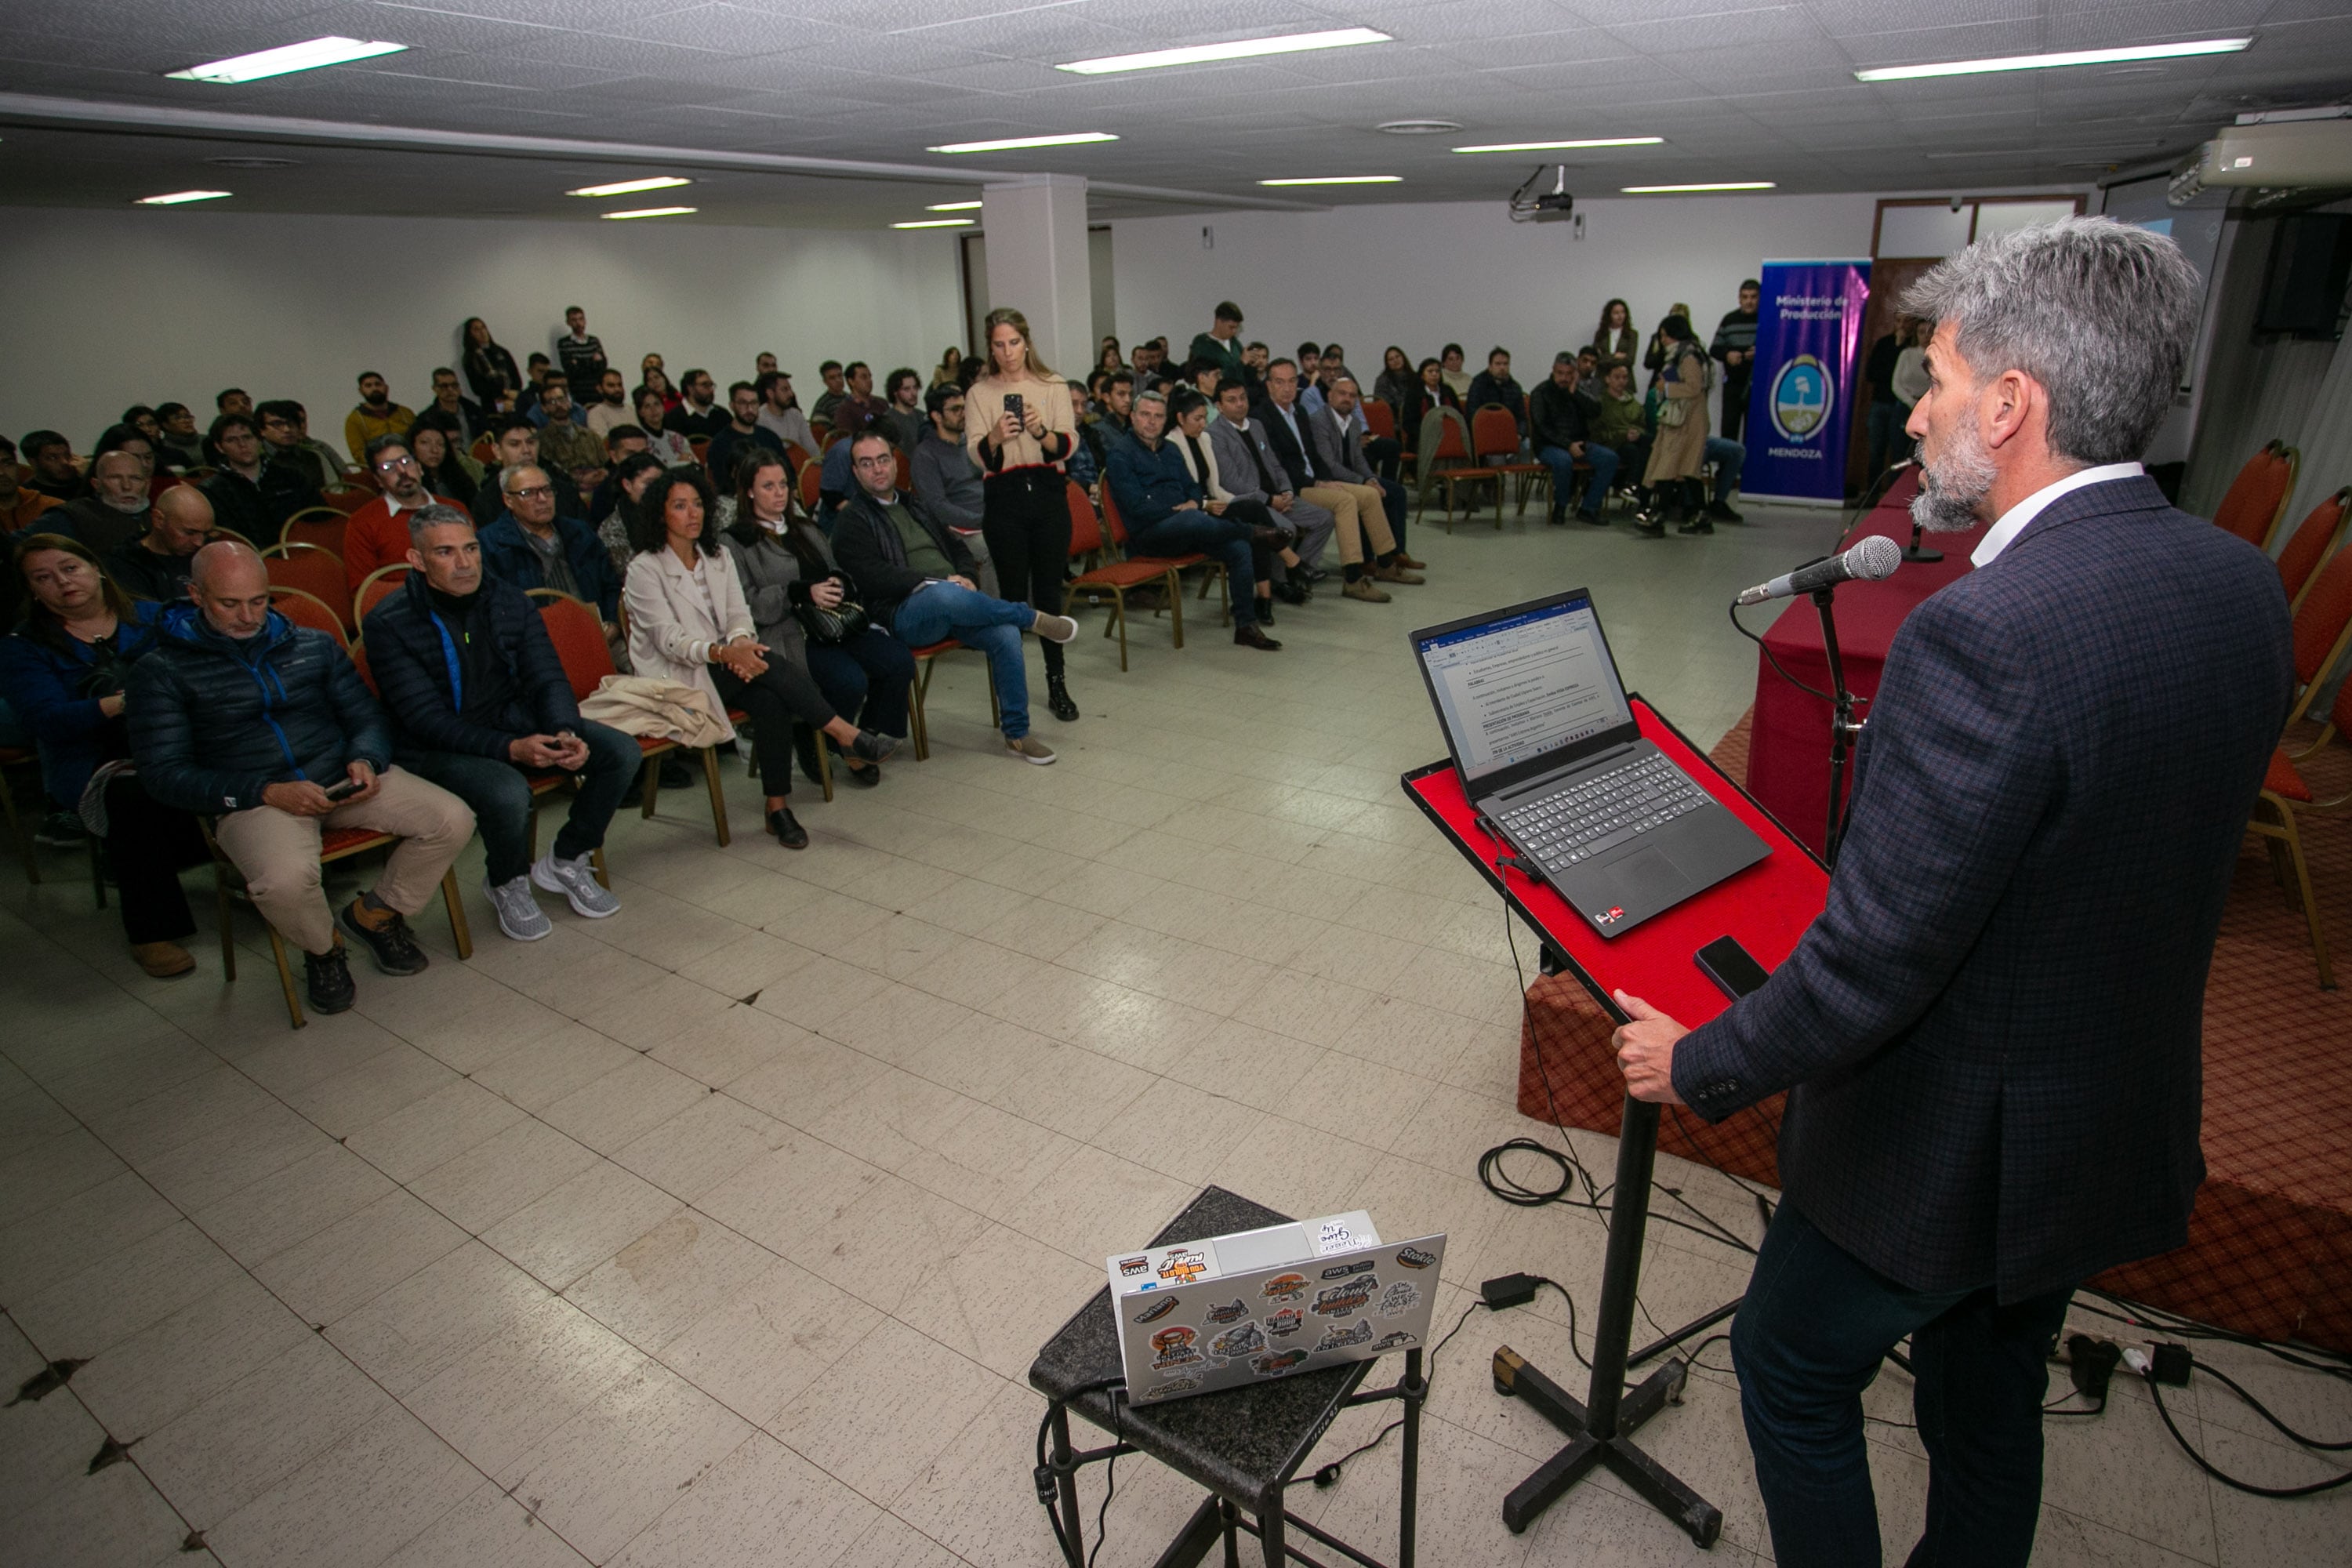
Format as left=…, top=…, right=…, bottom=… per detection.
left=1815, top=586, right=1864, bottom=866
left=1900, top=515, right=1942, bottom=564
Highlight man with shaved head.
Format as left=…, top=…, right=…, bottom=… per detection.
left=106, top=485, right=216, bottom=601
left=129, top=540, right=475, bottom=1015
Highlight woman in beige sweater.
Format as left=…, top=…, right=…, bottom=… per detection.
left=965, top=307, right=1082, bottom=723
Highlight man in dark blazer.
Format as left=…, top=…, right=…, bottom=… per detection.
left=1611, top=219, right=2295, bottom=1566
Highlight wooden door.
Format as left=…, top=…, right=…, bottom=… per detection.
left=1844, top=258, right=1937, bottom=499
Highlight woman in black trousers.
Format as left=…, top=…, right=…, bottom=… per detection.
left=965, top=307, right=1081, bottom=722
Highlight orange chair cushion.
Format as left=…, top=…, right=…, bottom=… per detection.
left=320, top=826, right=397, bottom=858
left=1075, top=560, right=1178, bottom=590
left=2265, top=750, right=2312, bottom=804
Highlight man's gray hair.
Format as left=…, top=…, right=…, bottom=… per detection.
left=1902, top=216, right=2199, bottom=466
left=407, top=503, right=473, bottom=544
left=1133, top=388, right=1168, bottom=410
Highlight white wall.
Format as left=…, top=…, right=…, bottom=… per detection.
left=0, top=206, right=964, bottom=451
left=1109, top=191, right=1882, bottom=373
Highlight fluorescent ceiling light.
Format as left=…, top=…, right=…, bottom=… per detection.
left=928, top=132, right=1117, bottom=154
left=568, top=176, right=692, bottom=198
left=895, top=218, right=975, bottom=228
left=135, top=190, right=232, bottom=205
left=1259, top=175, right=1401, bottom=186
left=1453, top=136, right=1664, bottom=154
left=1621, top=182, right=1776, bottom=194
left=927, top=201, right=983, bottom=211
left=1058, top=27, right=1389, bottom=75
left=1854, top=38, right=2251, bottom=82
left=601, top=205, right=696, bottom=220
left=167, top=36, right=407, bottom=84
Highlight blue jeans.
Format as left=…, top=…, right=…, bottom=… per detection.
left=1705, top=437, right=1745, bottom=502
left=1537, top=445, right=1617, bottom=515
left=1129, top=513, right=1258, bottom=626
left=888, top=581, right=1035, bottom=739
left=1730, top=1203, right=2073, bottom=1568
left=398, top=717, right=639, bottom=885
left=806, top=626, right=914, bottom=739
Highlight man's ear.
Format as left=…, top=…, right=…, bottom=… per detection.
left=1980, top=367, right=2040, bottom=453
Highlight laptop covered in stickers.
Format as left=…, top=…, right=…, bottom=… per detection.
left=1105, top=1210, right=1447, bottom=1404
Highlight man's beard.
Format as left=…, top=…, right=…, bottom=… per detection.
left=1911, top=417, right=1995, bottom=534
left=103, top=494, right=149, bottom=514
left=365, top=394, right=390, bottom=409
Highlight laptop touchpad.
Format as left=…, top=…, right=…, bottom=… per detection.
left=1613, top=848, right=1693, bottom=904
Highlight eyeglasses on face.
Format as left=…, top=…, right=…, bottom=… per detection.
left=376, top=455, right=418, bottom=472
left=506, top=485, right=554, bottom=501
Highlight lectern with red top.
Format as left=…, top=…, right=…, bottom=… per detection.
left=1403, top=695, right=1830, bottom=1545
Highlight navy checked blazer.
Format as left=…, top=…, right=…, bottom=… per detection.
left=1671, top=477, right=2293, bottom=1301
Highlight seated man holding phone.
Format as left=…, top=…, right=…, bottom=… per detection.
left=129, top=539, right=476, bottom=1015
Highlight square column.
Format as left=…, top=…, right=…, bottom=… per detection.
left=979, top=174, right=1091, bottom=373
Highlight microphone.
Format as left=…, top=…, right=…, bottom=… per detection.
left=1735, top=534, right=1903, bottom=606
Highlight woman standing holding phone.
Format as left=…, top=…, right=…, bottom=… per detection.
left=965, top=307, right=1081, bottom=723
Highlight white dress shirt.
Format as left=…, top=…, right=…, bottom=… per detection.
left=1969, top=462, right=2143, bottom=568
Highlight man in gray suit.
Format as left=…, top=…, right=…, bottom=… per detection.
left=1311, top=376, right=1416, bottom=567
left=1207, top=378, right=1338, bottom=590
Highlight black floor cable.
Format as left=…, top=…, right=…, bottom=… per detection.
left=1294, top=1300, right=1486, bottom=1490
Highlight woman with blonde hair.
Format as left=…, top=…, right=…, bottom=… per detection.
left=964, top=306, right=1081, bottom=722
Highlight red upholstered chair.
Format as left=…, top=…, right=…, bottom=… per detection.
left=470, top=434, right=495, bottom=464
left=262, top=543, right=353, bottom=630
left=797, top=461, right=823, bottom=517
left=535, top=590, right=731, bottom=845
left=1363, top=399, right=1396, bottom=441
left=2212, top=440, right=2299, bottom=551
left=281, top=510, right=350, bottom=558
left=353, top=564, right=411, bottom=628
left=1066, top=480, right=1185, bottom=671
left=1468, top=403, right=1547, bottom=525
left=1094, top=479, right=1229, bottom=645
left=2249, top=664, right=2352, bottom=990
left=2281, top=546, right=2352, bottom=760
left=2277, top=487, right=2351, bottom=615
left=269, top=585, right=351, bottom=652
left=1417, top=412, right=1489, bottom=532
left=321, top=485, right=376, bottom=517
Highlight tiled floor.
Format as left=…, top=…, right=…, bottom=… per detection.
left=5, top=496, right=2349, bottom=1566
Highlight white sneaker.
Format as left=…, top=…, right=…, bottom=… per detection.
left=485, top=875, right=552, bottom=942
left=531, top=851, right=620, bottom=919
left=1032, top=612, right=1079, bottom=644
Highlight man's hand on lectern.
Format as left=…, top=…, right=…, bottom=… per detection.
left=1612, top=991, right=1688, bottom=1105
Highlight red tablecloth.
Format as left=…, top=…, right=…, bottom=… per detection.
left=1746, top=473, right=1987, bottom=856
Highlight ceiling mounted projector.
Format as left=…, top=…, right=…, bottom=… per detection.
left=2171, top=111, right=2352, bottom=205
left=1510, top=163, right=1576, bottom=223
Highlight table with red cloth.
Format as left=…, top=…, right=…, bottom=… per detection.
left=1744, top=471, right=1988, bottom=857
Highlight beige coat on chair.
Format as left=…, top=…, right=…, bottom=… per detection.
left=1644, top=343, right=1712, bottom=485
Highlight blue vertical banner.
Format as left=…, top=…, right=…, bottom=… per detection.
left=1741, top=260, right=1871, bottom=504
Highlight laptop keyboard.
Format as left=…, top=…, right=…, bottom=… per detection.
left=1497, top=753, right=1708, bottom=873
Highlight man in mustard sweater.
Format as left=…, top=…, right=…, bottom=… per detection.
left=344, top=372, right=416, bottom=464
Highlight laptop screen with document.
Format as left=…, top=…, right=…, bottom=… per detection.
left=1414, top=594, right=1635, bottom=786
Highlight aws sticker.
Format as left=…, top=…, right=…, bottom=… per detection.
left=1394, top=1247, right=1436, bottom=1270
left=1315, top=1319, right=1373, bottom=1352
left=1252, top=1347, right=1309, bottom=1377
left=1210, top=1320, right=1266, bottom=1358
left=1261, top=1273, right=1309, bottom=1303
left=1320, top=1259, right=1376, bottom=1280
left=1265, top=1308, right=1305, bottom=1338
left=1594, top=906, right=1624, bottom=927
left=1205, top=1299, right=1250, bottom=1325
left=1376, top=1282, right=1421, bottom=1318
left=1133, top=1296, right=1181, bottom=1324
left=1312, top=1277, right=1377, bottom=1318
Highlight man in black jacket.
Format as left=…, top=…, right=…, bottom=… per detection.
left=1465, top=348, right=1528, bottom=437
left=1529, top=354, right=1606, bottom=526
left=829, top=430, right=1076, bottom=765
left=1610, top=220, right=2291, bottom=1566
left=364, top=506, right=632, bottom=942
left=198, top=412, right=317, bottom=544
left=1255, top=362, right=1417, bottom=587
left=1710, top=279, right=1762, bottom=444
left=106, top=486, right=216, bottom=602
left=129, top=541, right=474, bottom=1014
left=472, top=415, right=585, bottom=528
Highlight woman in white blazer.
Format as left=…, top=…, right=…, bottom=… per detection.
left=1167, top=387, right=1309, bottom=608
left=623, top=468, right=897, bottom=849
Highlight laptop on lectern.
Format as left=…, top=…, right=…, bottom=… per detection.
left=1410, top=590, right=1769, bottom=938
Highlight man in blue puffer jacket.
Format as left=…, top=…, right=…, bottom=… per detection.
left=128, top=540, right=475, bottom=1016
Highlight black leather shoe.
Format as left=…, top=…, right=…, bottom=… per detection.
left=1678, top=517, right=1715, bottom=535
left=1707, top=499, right=1745, bottom=524
left=848, top=729, right=901, bottom=764
left=337, top=899, right=429, bottom=976
left=841, top=760, right=881, bottom=787
left=1250, top=524, right=1288, bottom=550
left=1254, top=597, right=1275, bottom=626
left=1046, top=677, right=1080, bottom=723
left=1272, top=579, right=1309, bottom=606
left=1577, top=509, right=1606, bottom=526
left=1234, top=623, right=1283, bottom=651
left=768, top=808, right=809, bottom=849
left=305, top=946, right=356, bottom=1014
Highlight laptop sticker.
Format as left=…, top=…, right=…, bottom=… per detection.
left=1312, top=1276, right=1378, bottom=1317
left=1261, top=1272, right=1309, bottom=1303
left=1377, top=1282, right=1421, bottom=1317
left=1265, top=1308, right=1305, bottom=1338
left=1314, top=1319, right=1374, bottom=1352
left=1252, top=1347, right=1309, bottom=1377
left=1209, top=1320, right=1267, bottom=1358
left=1133, top=1296, right=1181, bottom=1324
left=1205, top=1299, right=1250, bottom=1324
left=1394, top=1247, right=1436, bottom=1270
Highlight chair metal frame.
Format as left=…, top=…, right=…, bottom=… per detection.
left=907, top=641, right=997, bottom=760
left=267, top=585, right=354, bottom=651
left=2279, top=487, right=2352, bottom=615
left=353, top=564, right=412, bottom=629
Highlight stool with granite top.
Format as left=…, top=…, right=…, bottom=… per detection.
left=1027, top=1185, right=1426, bottom=1568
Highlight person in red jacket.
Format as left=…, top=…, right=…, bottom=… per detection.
left=343, top=436, right=450, bottom=590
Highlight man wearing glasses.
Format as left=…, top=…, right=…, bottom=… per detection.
left=343, top=437, right=452, bottom=591
left=477, top=464, right=621, bottom=625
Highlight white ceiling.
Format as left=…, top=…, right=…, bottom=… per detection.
left=2, top=0, right=2349, bottom=226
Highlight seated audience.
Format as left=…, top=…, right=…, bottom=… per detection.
left=59, top=451, right=153, bottom=557
left=1209, top=378, right=1337, bottom=591
left=670, top=368, right=726, bottom=440
left=833, top=361, right=885, bottom=431
left=1372, top=347, right=1415, bottom=419
left=20, top=430, right=87, bottom=502
left=1438, top=343, right=1471, bottom=398
left=516, top=354, right=554, bottom=417
left=640, top=360, right=680, bottom=411
left=585, top=369, right=633, bottom=440
left=406, top=413, right=481, bottom=508
left=123, top=406, right=165, bottom=448
left=363, top=506, right=630, bottom=940
left=1240, top=341, right=1271, bottom=388
left=1189, top=301, right=1245, bottom=383
left=754, top=351, right=779, bottom=379
left=344, top=436, right=452, bottom=590
left=128, top=540, right=475, bottom=1014
left=107, top=487, right=216, bottom=602
left=1404, top=358, right=1463, bottom=455
left=1530, top=352, right=1604, bottom=527
left=633, top=388, right=696, bottom=467
left=532, top=383, right=608, bottom=498
left=1575, top=346, right=1602, bottom=396
left=473, top=415, right=583, bottom=530
left=462, top=316, right=523, bottom=410
left=624, top=468, right=898, bottom=848
left=91, top=424, right=168, bottom=502
left=154, top=405, right=205, bottom=468
left=0, top=534, right=206, bottom=977
left=1093, top=371, right=1135, bottom=441
left=881, top=368, right=926, bottom=451
left=911, top=384, right=985, bottom=534
left=216, top=388, right=254, bottom=419
left=932, top=346, right=963, bottom=387
left=1105, top=390, right=1279, bottom=650
left=256, top=401, right=333, bottom=492
left=1166, top=386, right=1308, bottom=606
left=585, top=426, right=651, bottom=524
left=1, top=437, right=67, bottom=532
left=811, top=360, right=850, bottom=426
left=524, top=365, right=574, bottom=426
left=1314, top=376, right=1418, bottom=564
left=200, top=413, right=317, bottom=544
left=709, top=381, right=787, bottom=491
left=289, top=403, right=358, bottom=483
left=479, top=464, right=622, bottom=623
left=1256, top=362, right=1417, bottom=593
left=344, top=372, right=415, bottom=464
left=426, top=367, right=486, bottom=446
left=1588, top=358, right=1653, bottom=511
left=595, top=451, right=666, bottom=582
left=829, top=429, right=1076, bottom=766
left=1465, top=347, right=1528, bottom=438
left=724, top=454, right=914, bottom=788
left=754, top=370, right=816, bottom=457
